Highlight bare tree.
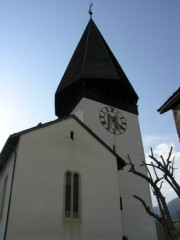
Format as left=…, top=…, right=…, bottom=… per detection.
left=146, top=147, right=180, bottom=198
left=126, top=146, right=180, bottom=240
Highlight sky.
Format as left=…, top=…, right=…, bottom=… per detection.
left=0, top=0, right=180, bottom=203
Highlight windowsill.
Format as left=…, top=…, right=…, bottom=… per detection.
left=63, top=217, right=82, bottom=223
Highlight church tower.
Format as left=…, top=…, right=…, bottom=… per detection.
left=0, top=12, right=157, bottom=240
left=55, top=17, right=157, bottom=240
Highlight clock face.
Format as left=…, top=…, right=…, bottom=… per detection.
left=99, top=107, right=127, bottom=135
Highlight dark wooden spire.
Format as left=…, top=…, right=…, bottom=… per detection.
left=55, top=19, right=138, bottom=118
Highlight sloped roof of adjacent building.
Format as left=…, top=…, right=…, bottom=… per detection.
left=158, top=87, right=180, bottom=114
left=0, top=115, right=125, bottom=171
left=55, top=19, right=138, bottom=117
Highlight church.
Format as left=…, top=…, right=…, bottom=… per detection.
left=0, top=13, right=157, bottom=240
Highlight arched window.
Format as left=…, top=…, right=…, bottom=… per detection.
left=64, top=172, right=80, bottom=219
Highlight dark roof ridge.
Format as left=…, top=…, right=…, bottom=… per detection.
left=81, top=19, right=91, bottom=77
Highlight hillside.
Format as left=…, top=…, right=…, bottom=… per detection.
left=154, top=198, right=180, bottom=221
left=168, top=198, right=180, bottom=220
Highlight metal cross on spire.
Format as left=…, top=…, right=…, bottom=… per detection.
left=88, top=3, right=93, bottom=19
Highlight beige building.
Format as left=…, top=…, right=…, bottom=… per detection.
left=0, top=17, right=157, bottom=240
left=158, top=87, right=180, bottom=141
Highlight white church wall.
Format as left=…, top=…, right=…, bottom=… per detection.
left=0, top=150, right=16, bottom=240
left=72, top=98, right=157, bottom=240
left=5, top=118, right=122, bottom=240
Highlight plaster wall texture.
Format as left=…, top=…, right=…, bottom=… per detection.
left=72, top=97, right=157, bottom=240
left=0, top=152, right=15, bottom=240
left=5, top=118, right=122, bottom=240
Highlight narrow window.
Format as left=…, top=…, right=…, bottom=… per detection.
left=73, top=173, right=79, bottom=218
left=65, top=172, right=71, bottom=218
left=64, top=172, right=80, bottom=219
left=70, top=131, right=74, bottom=140
left=113, top=145, right=116, bottom=152
left=120, top=197, right=123, bottom=210
left=0, top=176, right=8, bottom=220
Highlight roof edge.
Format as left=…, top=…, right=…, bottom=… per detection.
left=0, top=115, right=125, bottom=172
left=158, top=88, right=180, bottom=114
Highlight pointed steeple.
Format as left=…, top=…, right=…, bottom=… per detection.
left=55, top=19, right=138, bottom=118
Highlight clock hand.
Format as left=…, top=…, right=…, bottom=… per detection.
left=113, top=115, right=127, bottom=131
left=107, top=114, right=118, bottom=129
left=107, top=113, right=112, bottom=127
left=111, top=115, right=121, bottom=130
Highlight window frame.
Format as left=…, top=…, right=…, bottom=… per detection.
left=64, top=171, right=81, bottom=221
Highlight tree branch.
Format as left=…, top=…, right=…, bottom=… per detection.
left=126, top=153, right=177, bottom=237
left=133, top=195, right=162, bottom=222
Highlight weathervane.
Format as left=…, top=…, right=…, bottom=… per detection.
left=88, top=3, right=93, bottom=19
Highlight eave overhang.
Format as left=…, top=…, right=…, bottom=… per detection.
left=158, top=87, right=180, bottom=114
